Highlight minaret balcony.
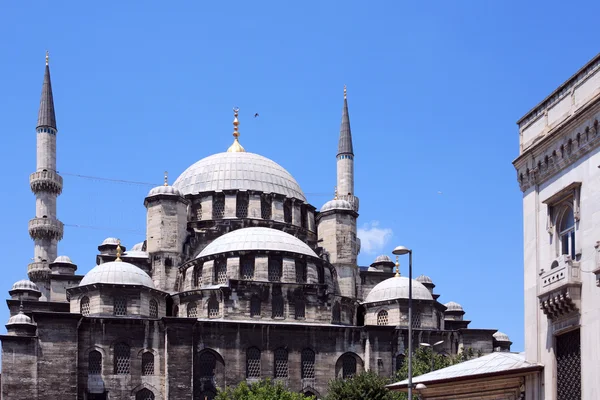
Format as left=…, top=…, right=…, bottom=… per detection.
left=538, top=255, right=582, bottom=320
left=27, top=261, right=51, bottom=281
left=30, top=170, right=63, bottom=195
left=28, top=217, right=64, bottom=240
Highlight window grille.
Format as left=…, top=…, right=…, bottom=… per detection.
left=149, top=299, right=158, bottom=318
left=250, top=296, right=261, bottom=317
left=261, top=195, right=272, bottom=220
left=193, top=263, right=203, bottom=287
left=212, top=193, right=225, bottom=219
left=342, top=355, right=356, bottom=378
left=208, top=297, right=219, bottom=318
left=395, top=354, right=405, bottom=371
left=295, top=260, right=307, bottom=283
left=113, top=297, right=127, bottom=316
left=236, top=192, right=249, bottom=218
left=80, top=296, right=90, bottom=316
left=557, top=329, right=581, bottom=399
left=272, top=295, right=284, bottom=319
left=215, top=259, right=227, bottom=284
left=283, top=200, right=292, bottom=224
left=411, top=310, right=422, bottom=329
left=187, top=302, right=198, bottom=318
left=198, top=351, right=217, bottom=382
left=274, top=348, right=289, bottom=378
left=268, top=257, right=282, bottom=282
left=88, top=350, right=102, bottom=375
left=114, top=342, right=130, bottom=374
left=295, top=296, right=305, bottom=319
left=377, top=310, right=389, bottom=326
left=193, top=203, right=202, bottom=220
left=142, top=352, right=154, bottom=375
left=136, top=389, right=155, bottom=400
left=246, top=347, right=261, bottom=378
left=332, top=302, right=341, bottom=323
left=241, top=256, right=255, bottom=280
left=301, top=349, right=315, bottom=379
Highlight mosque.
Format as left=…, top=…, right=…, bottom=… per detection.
left=0, top=55, right=511, bottom=400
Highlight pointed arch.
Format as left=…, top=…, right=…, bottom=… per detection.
left=335, top=352, right=363, bottom=379
left=131, top=383, right=163, bottom=400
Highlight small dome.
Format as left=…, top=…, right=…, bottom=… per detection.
left=101, top=237, right=120, bottom=246
left=7, top=312, right=34, bottom=326
left=198, top=227, right=318, bottom=259
left=364, top=276, right=433, bottom=303
left=130, top=242, right=145, bottom=252
left=416, top=275, right=433, bottom=284
left=123, top=242, right=148, bottom=258
left=79, top=261, right=155, bottom=288
left=367, top=266, right=382, bottom=272
left=493, top=331, right=511, bottom=342
left=11, top=280, right=40, bottom=292
left=445, top=301, right=464, bottom=312
left=373, top=255, right=393, bottom=263
left=320, top=199, right=352, bottom=212
left=147, top=184, right=183, bottom=198
left=53, top=255, right=74, bottom=264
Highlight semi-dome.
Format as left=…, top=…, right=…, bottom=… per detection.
left=79, top=261, right=155, bottom=288
left=53, top=255, right=74, bottom=264
left=198, top=227, right=318, bottom=259
left=493, top=331, right=511, bottom=342
left=445, top=301, right=464, bottom=312
left=416, top=275, right=433, bottom=284
left=320, top=199, right=352, bottom=212
left=11, top=280, right=40, bottom=292
left=364, top=276, right=433, bottom=303
left=101, top=237, right=120, bottom=246
left=147, top=184, right=182, bottom=198
left=373, top=255, right=393, bottom=263
left=173, top=152, right=306, bottom=201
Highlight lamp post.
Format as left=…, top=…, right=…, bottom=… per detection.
left=419, top=340, right=444, bottom=372
left=392, top=245, right=412, bottom=399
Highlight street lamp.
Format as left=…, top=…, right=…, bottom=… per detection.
left=392, top=245, right=413, bottom=399
left=419, top=340, right=444, bottom=371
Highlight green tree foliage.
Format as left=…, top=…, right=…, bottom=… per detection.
left=324, top=371, right=399, bottom=400
left=214, top=378, right=314, bottom=400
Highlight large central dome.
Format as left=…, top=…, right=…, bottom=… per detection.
left=173, top=152, right=306, bottom=201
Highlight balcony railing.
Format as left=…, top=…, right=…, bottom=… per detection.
left=28, top=217, right=64, bottom=240
left=30, top=170, right=62, bottom=195
left=538, top=255, right=581, bottom=320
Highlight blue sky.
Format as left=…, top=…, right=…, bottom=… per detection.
left=1, top=0, right=599, bottom=353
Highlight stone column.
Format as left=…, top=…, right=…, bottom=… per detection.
left=292, top=201, right=302, bottom=227
left=255, top=256, right=269, bottom=281
left=307, top=210, right=316, bottom=232
left=306, top=261, right=318, bottom=284
left=203, top=260, right=215, bottom=285
left=248, top=191, right=262, bottom=219
left=282, top=257, right=296, bottom=283
left=227, top=256, right=240, bottom=280
left=224, top=191, right=237, bottom=219
left=271, top=194, right=285, bottom=222
left=200, top=194, right=213, bottom=221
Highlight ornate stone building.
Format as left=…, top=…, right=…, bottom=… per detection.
left=0, top=57, right=510, bottom=400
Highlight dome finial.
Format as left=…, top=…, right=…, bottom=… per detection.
left=227, top=107, right=246, bottom=152
left=344, top=84, right=347, bottom=100
left=115, top=240, right=122, bottom=262
left=164, top=171, right=168, bottom=186
left=45, top=50, right=49, bottom=66
left=395, top=256, right=400, bottom=277
left=334, top=186, right=338, bottom=200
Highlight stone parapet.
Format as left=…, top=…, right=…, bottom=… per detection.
left=30, top=170, right=62, bottom=195
left=28, top=217, right=63, bottom=240
left=27, top=261, right=51, bottom=281
left=538, top=255, right=582, bottom=320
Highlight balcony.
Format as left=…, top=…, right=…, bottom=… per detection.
left=27, top=261, right=51, bottom=280
left=28, top=217, right=64, bottom=241
left=30, top=170, right=63, bottom=195
left=538, top=255, right=581, bottom=320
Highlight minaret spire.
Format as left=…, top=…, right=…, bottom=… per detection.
left=338, top=84, right=353, bottom=157
left=37, top=51, right=57, bottom=131
left=336, top=85, right=358, bottom=212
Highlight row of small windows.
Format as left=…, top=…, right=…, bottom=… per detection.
left=185, top=294, right=306, bottom=320
left=186, top=298, right=220, bottom=318
left=80, top=296, right=159, bottom=318
left=337, top=154, right=353, bottom=160
left=375, top=309, right=423, bottom=327
left=88, top=346, right=155, bottom=376
left=245, top=347, right=316, bottom=379
left=37, top=127, right=56, bottom=135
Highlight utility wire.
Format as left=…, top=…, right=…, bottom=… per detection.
left=64, top=223, right=145, bottom=235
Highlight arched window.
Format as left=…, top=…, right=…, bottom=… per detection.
left=80, top=296, right=90, bottom=316
left=272, top=294, right=284, bottom=319
left=240, top=255, right=255, bottom=280
left=395, top=354, right=405, bottom=371
left=377, top=310, right=389, bottom=326
left=250, top=296, right=261, bottom=317
left=88, top=350, right=102, bottom=375
left=274, top=348, right=289, bottom=379
left=332, top=302, right=341, bottom=323
left=114, top=296, right=127, bottom=316
left=236, top=192, right=249, bottom=218
left=261, top=195, right=272, bottom=220
left=295, top=296, right=305, bottom=320
left=142, top=351, right=154, bottom=375
left=342, top=354, right=356, bottom=378
left=283, top=200, right=292, bottom=223
left=301, top=349, right=315, bottom=379
left=246, top=347, right=261, bottom=378
left=268, top=256, right=282, bottom=282
left=212, top=193, right=225, bottom=219
left=198, top=351, right=217, bottom=382
left=558, top=206, right=575, bottom=258
left=412, top=310, right=422, bottom=329
left=187, top=301, right=198, bottom=318
left=149, top=299, right=158, bottom=318
left=295, top=259, right=307, bottom=283
left=114, top=342, right=130, bottom=374
left=193, top=263, right=203, bottom=287
left=215, top=259, right=227, bottom=284
left=136, top=389, right=155, bottom=400
left=208, top=297, right=219, bottom=318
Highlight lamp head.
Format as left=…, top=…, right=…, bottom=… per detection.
left=392, top=245, right=411, bottom=255
left=415, top=383, right=427, bottom=390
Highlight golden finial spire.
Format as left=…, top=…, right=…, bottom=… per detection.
left=116, top=240, right=122, bottom=262
left=227, top=107, right=246, bottom=152
left=344, top=85, right=347, bottom=100
left=45, top=51, right=49, bottom=66
left=164, top=171, right=168, bottom=186
left=395, top=256, right=400, bottom=277
left=334, top=186, right=338, bottom=200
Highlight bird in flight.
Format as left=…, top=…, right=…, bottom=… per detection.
left=254, top=113, right=259, bottom=118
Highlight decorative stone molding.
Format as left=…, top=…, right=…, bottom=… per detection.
left=28, top=217, right=63, bottom=240
left=543, top=182, right=581, bottom=237
left=27, top=261, right=51, bottom=281
left=29, top=170, right=62, bottom=195
left=538, top=255, right=581, bottom=320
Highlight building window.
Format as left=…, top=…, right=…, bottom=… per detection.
left=412, top=310, right=422, bottom=329
left=301, top=206, right=308, bottom=229
left=80, top=296, right=90, bottom=316
left=193, top=263, right=203, bottom=287
left=114, top=342, right=130, bottom=375
left=246, top=347, right=261, bottom=379
left=114, top=297, right=127, bottom=316
left=332, top=302, right=341, bottom=323
left=342, top=354, right=356, bottom=379
left=149, top=299, right=158, bottom=318
left=198, top=351, right=217, bottom=383
left=142, top=352, right=154, bottom=375
left=557, top=206, right=576, bottom=258
left=250, top=296, right=261, bottom=317
left=208, top=297, right=219, bottom=318
left=395, top=354, right=405, bottom=371
left=295, top=295, right=305, bottom=319
left=236, top=192, right=249, bottom=218
left=301, top=349, right=315, bottom=379
left=556, top=328, right=581, bottom=399
left=215, top=258, right=227, bottom=284
left=88, top=350, right=102, bottom=375
left=272, top=294, right=284, bottom=319
left=261, top=195, right=272, bottom=220
left=317, top=265, right=325, bottom=284
left=136, top=389, right=155, bottom=400
left=187, top=302, right=198, bottom=318
left=295, top=259, right=307, bottom=283
left=283, top=200, right=292, bottom=223
left=377, top=310, right=388, bottom=326
left=274, top=348, right=289, bottom=379
left=240, top=255, right=255, bottom=280
left=212, top=193, right=225, bottom=219
left=268, top=256, right=282, bottom=282
left=192, top=202, right=202, bottom=220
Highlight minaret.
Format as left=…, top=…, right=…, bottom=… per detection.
left=28, top=52, right=64, bottom=300
left=337, top=85, right=359, bottom=212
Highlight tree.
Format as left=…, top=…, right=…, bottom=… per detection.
left=324, top=371, right=400, bottom=400
left=215, top=378, right=314, bottom=400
